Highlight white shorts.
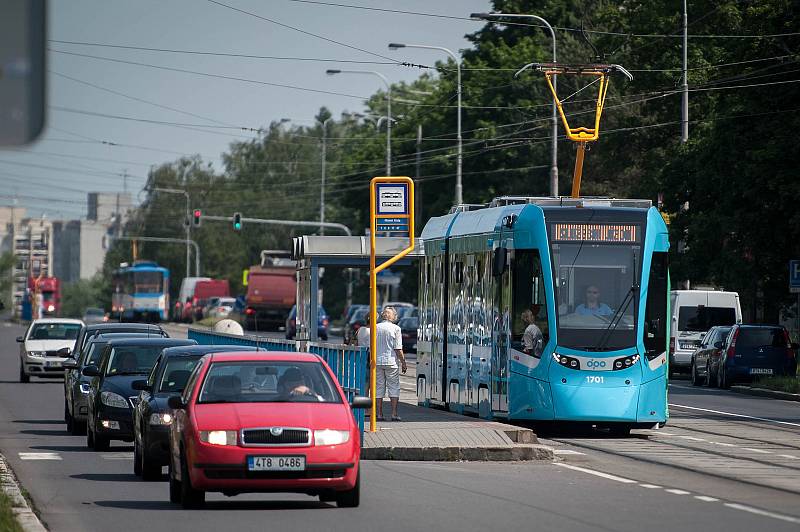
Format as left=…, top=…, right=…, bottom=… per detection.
left=375, top=365, right=400, bottom=399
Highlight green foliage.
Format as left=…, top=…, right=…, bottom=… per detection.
left=0, top=491, right=24, bottom=532
left=61, top=275, right=108, bottom=319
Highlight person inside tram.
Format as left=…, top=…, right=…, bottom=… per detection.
left=575, top=285, right=613, bottom=317
left=521, top=308, right=544, bottom=357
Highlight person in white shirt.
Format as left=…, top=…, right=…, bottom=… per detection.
left=374, top=307, right=407, bottom=421
left=521, top=308, right=543, bottom=357
left=356, top=315, right=370, bottom=348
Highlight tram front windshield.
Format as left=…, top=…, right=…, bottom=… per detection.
left=551, top=241, right=642, bottom=350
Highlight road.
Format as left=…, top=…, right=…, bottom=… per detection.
left=1, top=321, right=799, bottom=531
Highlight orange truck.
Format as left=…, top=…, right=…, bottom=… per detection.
left=243, top=262, right=296, bottom=332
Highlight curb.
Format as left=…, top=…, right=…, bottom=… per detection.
left=361, top=444, right=554, bottom=461
left=730, top=385, right=800, bottom=402
left=0, top=454, right=47, bottom=532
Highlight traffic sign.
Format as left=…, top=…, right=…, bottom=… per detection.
left=790, top=260, right=800, bottom=293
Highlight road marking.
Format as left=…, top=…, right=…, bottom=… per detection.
left=742, top=448, right=772, bottom=454
left=712, top=442, right=737, bottom=447
left=18, top=452, right=61, bottom=460
left=695, top=496, right=719, bottom=502
left=669, top=403, right=800, bottom=428
left=679, top=436, right=708, bottom=442
left=778, top=454, right=798, bottom=459
left=101, top=453, right=133, bottom=460
left=724, top=503, right=800, bottom=524
left=665, top=489, right=691, bottom=495
left=554, top=463, right=637, bottom=484
left=553, top=449, right=585, bottom=456
left=639, top=484, right=662, bottom=489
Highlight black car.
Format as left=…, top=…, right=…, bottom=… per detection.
left=84, top=337, right=195, bottom=451
left=689, top=325, right=732, bottom=387
left=717, top=324, right=799, bottom=389
left=398, top=316, right=419, bottom=353
left=74, top=323, right=167, bottom=363
left=63, top=332, right=165, bottom=435
left=131, top=345, right=257, bottom=480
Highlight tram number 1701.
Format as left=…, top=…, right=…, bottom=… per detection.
left=586, top=376, right=604, bottom=384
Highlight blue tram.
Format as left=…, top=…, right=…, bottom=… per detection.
left=416, top=197, right=670, bottom=432
left=111, top=261, right=170, bottom=322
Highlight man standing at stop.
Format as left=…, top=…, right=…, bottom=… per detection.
left=374, top=306, right=407, bottom=421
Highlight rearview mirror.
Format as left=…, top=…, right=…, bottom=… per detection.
left=57, top=347, right=71, bottom=357
left=350, top=396, right=372, bottom=409
left=61, top=359, right=77, bottom=369
left=492, top=247, right=507, bottom=277
left=131, top=380, right=149, bottom=392
left=16, top=336, right=24, bottom=343
left=82, top=365, right=100, bottom=377
left=167, top=396, right=185, bottom=410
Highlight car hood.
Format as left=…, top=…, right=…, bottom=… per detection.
left=24, top=339, right=75, bottom=353
left=101, top=375, right=146, bottom=397
left=193, top=402, right=353, bottom=431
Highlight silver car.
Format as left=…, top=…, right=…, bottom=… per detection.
left=18, top=318, right=83, bottom=382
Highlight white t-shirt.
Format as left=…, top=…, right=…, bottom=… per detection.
left=523, top=323, right=543, bottom=357
left=356, top=326, right=370, bottom=348
left=374, top=320, right=402, bottom=367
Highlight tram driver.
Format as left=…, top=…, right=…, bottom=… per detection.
left=575, top=285, right=613, bottom=317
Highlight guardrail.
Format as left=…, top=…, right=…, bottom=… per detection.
left=188, top=328, right=367, bottom=435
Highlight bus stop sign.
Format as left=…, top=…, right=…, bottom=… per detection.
left=790, top=260, right=800, bottom=293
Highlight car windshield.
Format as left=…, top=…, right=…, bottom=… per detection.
left=737, top=328, right=786, bottom=349
left=29, top=323, right=81, bottom=340
left=678, top=306, right=736, bottom=332
left=158, top=357, right=202, bottom=393
left=197, top=361, right=341, bottom=404
left=106, top=346, right=164, bottom=375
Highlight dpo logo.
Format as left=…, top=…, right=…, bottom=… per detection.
left=586, top=360, right=607, bottom=369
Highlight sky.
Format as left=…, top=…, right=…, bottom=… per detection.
left=0, top=0, right=492, bottom=219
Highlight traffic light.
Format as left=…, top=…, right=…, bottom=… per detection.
left=192, top=209, right=202, bottom=227
left=233, top=212, right=242, bottom=231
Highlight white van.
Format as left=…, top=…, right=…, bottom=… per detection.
left=174, top=277, right=210, bottom=321
left=670, top=290, right=742, bottom=375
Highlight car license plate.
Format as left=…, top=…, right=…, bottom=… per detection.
left=247, top=455, right=305, bottom=471
left=44, top=360, right=61, bottom=368
left=749, top=368, right=773, bottom=375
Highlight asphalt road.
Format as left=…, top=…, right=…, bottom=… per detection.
left=1, top=321, right=799, bottom=531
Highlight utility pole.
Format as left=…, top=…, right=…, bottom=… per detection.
left=681, top=0, right=689, bottom=143
left=319, top=117, right=333, bottom=236
left=416, top=124, right=423, bottom=231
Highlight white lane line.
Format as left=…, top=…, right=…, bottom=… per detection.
left=669, top=403, right=800, bottom=428
left=678, top=436, right=708, bottom=442
left=724, top=503, right=800, bottom=524
left=778, top=454, right=799, bottom=459
left=554, top=463, right=637, bottom=483
left=712, top=442, right=738, bottom=447
left=665, top=489, right=691, bottom=495
left=742, top=448, right=772, bottom=454
left=101, top=453, right=133, bottom=460
left=639, top=484, right=662, bottom=489
left=553, top=449, right=586, bottom=456
left=695, top=496, right=719, bottom=502
left=18, top=452, right=61, bottom=460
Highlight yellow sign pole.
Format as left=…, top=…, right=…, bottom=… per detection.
left=369, top=176, right=415, bottom=432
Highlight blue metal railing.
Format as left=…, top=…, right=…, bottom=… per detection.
left=188, top=328, right=367, bottom=435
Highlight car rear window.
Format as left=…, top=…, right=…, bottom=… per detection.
left=106, top=346, right=164, bottom=376
left=197, top=361, right=341, bottom=404
left=158, top=357, right=202, bottom=393
left=678, top=306, right=736, bottom=331
left=737, top=328, right=787, bottom=349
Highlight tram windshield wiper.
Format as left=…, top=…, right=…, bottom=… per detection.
left=595, top=250, right=639, bottom=351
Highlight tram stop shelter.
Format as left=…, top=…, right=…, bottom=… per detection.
left=290, top=235, right=424, bottom=341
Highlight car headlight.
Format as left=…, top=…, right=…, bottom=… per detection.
left=199, top=430, right=237, bottom=446
left=314, top=429, right=350, bottom=446
left=79, top=383, right=91, bottom=394
left=100, top=391, right=129, bottom=408
left=149, top=413, right=173, bottom=425
left=27, top=351, right=46, bottom=358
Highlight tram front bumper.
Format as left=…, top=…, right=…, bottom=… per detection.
left=550, top=375, right=666, bottom=423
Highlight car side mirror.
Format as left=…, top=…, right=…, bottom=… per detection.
left=492, top=247, right=507, bottom=277
left=82, top=365, right=100, bottom=377
left=167, top=396, right=185, bottom=410
left=132, top=380, right=150, bottom=392
left=714, top=341, right=724, bottom=349
left=350, top=396, right=372, bottom=409
left=61, top=359, right=78, bottom=369
left=57, top=347, right=71, bottom=357
left=16, top=336, right=23, bottom=343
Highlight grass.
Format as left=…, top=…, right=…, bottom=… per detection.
left=752, top=375, right=800, bottom=394
left=0, top=491, right=25, bottom=532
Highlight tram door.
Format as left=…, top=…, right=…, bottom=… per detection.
left=430, top=254, right=445, bottom=403
left=491, top=246, right=511, bottom=413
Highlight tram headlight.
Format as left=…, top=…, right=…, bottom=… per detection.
left=569, top=360, right=578, bottom=368
left=614, top=361, right=623, bottom=369
left=612, top=354, right=640, bottom=371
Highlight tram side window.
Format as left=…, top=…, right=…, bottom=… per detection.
left=643, top=252, right=669, bottom=357
left=511, top=250, right=549, bottom=350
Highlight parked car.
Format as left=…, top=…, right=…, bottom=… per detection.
left=132, top=345, right=257, bottom=480
left=82, top=307, right=107, bottom=325
left=689, top=326, right=732, bottom=386
left=344, top=308, right=369, bottom=345
left=716, top=324, right=798, bottom=389
left=208, top=297, right=236, bottom=319
left=398, top=316, right=419, bottom=353
left=83, top=337, right=196, bottom=451
left=285, top=305, right=329, bottom=341
left=74, top=323, right=168, bottom=362
left=342, top=304, right=368, bottom=325
left=17, top=318, right=83, bottom=382
left=63, top=332, right=165, bottom=435
left=166, top=350, right=370, bottom=508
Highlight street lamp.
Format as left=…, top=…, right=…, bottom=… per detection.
left=152, top=187, right=191, bottom=279
left=389, top=42, right=463, bottom=205
left=326, top=69, right=392, bottom=175
left=471, top=12, right=559, bottom=197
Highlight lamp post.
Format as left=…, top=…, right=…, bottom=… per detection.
left=389, top=42, right=462, bottom=205
left=471, top=12, right=559, bottom=197
left=327, top=69, right=392, bottom=175
left=152, top=187, right=191, bottom=278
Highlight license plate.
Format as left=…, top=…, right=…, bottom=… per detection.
left=44, top=360, right=61, bottom=368
left=749, top=368, right=773, bottom=375
left=247, top=455, right=305, bottom=471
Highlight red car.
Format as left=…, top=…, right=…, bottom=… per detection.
left=166, top=351, right=369, bottom=508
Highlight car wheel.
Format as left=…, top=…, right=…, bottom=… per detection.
left=141, top=446, right=161, bottom=481
left=133, top=439, right=143, bottom=476
left=86, top=424, right=95, bottom=449
left=719, top=367, right=731, bottom=389
left=180, top=454, right=205, bottom=509
left=19, top=362, right=29, bottom=383
left=335, top=471, right=360, bottom=508
left=93, top=431, right=110, bottom=452
left=704, top=364, right=711, bottom=387
left=690, top=362, right=701, bottom=386
left=169, top=462, right=182, bottom=504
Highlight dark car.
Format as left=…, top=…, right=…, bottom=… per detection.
left=285, top=305, right=329, bottom=341
left=84, top=337, right=195, bottom=451
left=344, top=307, right=369, bottom=345
left=398, top=316, right=419, bottom=353
left=716, top=324, right=798, bottom=389
left=63, top=331, right=167, bottom=435
left=131, top=345, right=258, bottom=480
left=74, top=323, right=167, bottom=364
left=690, top=326, right=732, bottom=387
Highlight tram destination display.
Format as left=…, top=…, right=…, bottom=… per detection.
left=552, top=223, right=639, bottom=243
